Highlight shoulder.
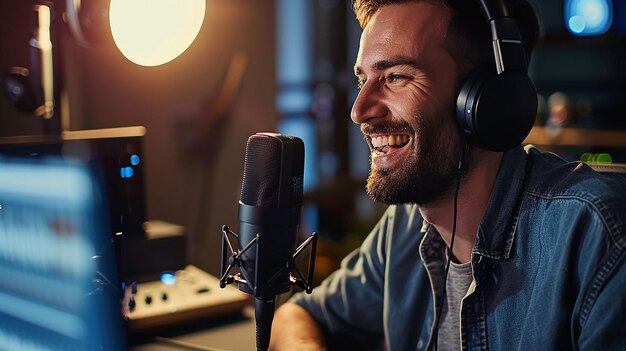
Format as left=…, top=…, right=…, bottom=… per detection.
left=524, top=147, right=626, bottom=245
left=526, top=147, right=626, bottom=203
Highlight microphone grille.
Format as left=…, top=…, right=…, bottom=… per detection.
left=240, top=133, right=304, bottom=208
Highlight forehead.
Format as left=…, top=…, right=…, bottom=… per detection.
left=356, top=2, right=453, bottom=70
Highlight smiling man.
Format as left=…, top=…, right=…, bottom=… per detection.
left=353, top=3, right=462, bottom=208
left=270, top=1, right=626, bottom=350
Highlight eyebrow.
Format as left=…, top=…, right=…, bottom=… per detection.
left=354, top=57, right=420, bottom=75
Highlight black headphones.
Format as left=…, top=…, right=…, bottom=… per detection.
left=455, top=0, right=537, bottom=152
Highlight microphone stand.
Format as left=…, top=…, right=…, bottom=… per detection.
left=219, top=225, right=318, bottom=351
left=254, top=299, right=275, bottom=351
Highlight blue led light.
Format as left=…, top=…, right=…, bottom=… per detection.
left=120, top=167, right=134, bottom=179
left=160, top=272, right=176, bottom=285
left=565, top=0, right=613, bottom=36
left=130, top=154, right=140, bottom=166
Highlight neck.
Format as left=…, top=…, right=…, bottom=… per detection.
left=418, top=149, right=503, bottom=263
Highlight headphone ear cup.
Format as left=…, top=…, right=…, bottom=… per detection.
left=456, top=69, right=537, bottom=152
left=456, top=69, right=489, bottom=138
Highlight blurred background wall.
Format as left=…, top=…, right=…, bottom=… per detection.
left=0, top=0, right=277, bottom=276
left=1, top=0, right=625, bottom=281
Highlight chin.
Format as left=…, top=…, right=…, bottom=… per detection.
left=366, top=166, right=455, bottom=206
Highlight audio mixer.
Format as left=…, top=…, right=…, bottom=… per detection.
left=123, top=265, right=250, bottom=332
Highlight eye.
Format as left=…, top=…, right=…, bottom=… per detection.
left=387, top=73, right=409, bottom=83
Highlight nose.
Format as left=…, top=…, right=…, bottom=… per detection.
left=351, top=82, right=387, bottom=125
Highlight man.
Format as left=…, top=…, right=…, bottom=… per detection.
left=270, top=0, right=626, bottom=350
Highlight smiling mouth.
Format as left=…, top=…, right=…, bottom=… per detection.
left=370, top=133, right=411, bottom=153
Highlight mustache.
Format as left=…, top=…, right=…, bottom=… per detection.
left=360, top=120, right=414, bottom=135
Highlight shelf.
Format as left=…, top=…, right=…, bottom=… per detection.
left=524, top=126, right=626, bottom=147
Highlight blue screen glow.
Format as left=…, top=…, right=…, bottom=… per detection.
left=565, top=0, right=613, bottom=36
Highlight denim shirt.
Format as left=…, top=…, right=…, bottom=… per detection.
left=290, top=145, right=626, bottom=350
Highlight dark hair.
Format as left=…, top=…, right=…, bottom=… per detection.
left=352, top=0, right=540, bottom=71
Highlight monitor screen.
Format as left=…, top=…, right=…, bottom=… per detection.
left=0, top=156, right=127, bottom=350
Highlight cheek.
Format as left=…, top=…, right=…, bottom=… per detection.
left=417, top=101, right=459, bottom=151
left=391, top=93, right=451, bottom=138
left=387, top=91, right=428, bottom=124
left=422, top=81, right=459, bottom=134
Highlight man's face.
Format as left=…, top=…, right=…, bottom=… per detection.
left=352, top=2, right=463, bottom=205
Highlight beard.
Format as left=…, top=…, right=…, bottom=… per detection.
left=364, top=114, right=466, bottom=206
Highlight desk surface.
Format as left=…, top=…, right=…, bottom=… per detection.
left=130, top=307, right=257, bottom=351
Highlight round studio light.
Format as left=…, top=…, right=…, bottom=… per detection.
left=565, top=0, right=612, bottom=36
left=109, top=0, right=205, bottom=66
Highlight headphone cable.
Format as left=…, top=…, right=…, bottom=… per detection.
left=433, top=132, right=469, bottom=351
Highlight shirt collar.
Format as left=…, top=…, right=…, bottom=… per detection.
left=473, top=145, right=529, bottom=260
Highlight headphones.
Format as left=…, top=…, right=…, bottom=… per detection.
left=455, top=0, right=538, bottom=152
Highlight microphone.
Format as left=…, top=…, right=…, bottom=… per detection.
left=239, top=132, right=304, bottom=298
left=239, top=132, right=302, bottom=351
left=220, top=133, right=318, bottom=351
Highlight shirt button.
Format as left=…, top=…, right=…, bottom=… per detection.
left=417, top=339, right=424, bottom=348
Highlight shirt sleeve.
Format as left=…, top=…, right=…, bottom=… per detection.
left=577, top=254, right=626, bottom=350
left=576, top=186, right=626, bottom=350
left=288, top=206, right=396, bottom=350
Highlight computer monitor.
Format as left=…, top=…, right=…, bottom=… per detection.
left=0, top=127, right=188, bottom=282
left=0, top=126, right=147, bottom=240
left=0, top=156, right=127, bottom=350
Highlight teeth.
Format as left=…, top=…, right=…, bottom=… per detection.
left=389, top=135, right=396, bottom=146
left=371, top=134, right=409, bottom=148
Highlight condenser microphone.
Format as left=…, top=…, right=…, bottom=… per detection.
left=238, top=132, right=304, bottom=299
left=220, top=132, right=317, bottom=351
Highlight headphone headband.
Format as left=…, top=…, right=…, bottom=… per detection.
left=478, top=0, right=510, bottom=20
left=479, top=0, right=528, bottom=73
left=455, top=0, right=537, bottom=152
